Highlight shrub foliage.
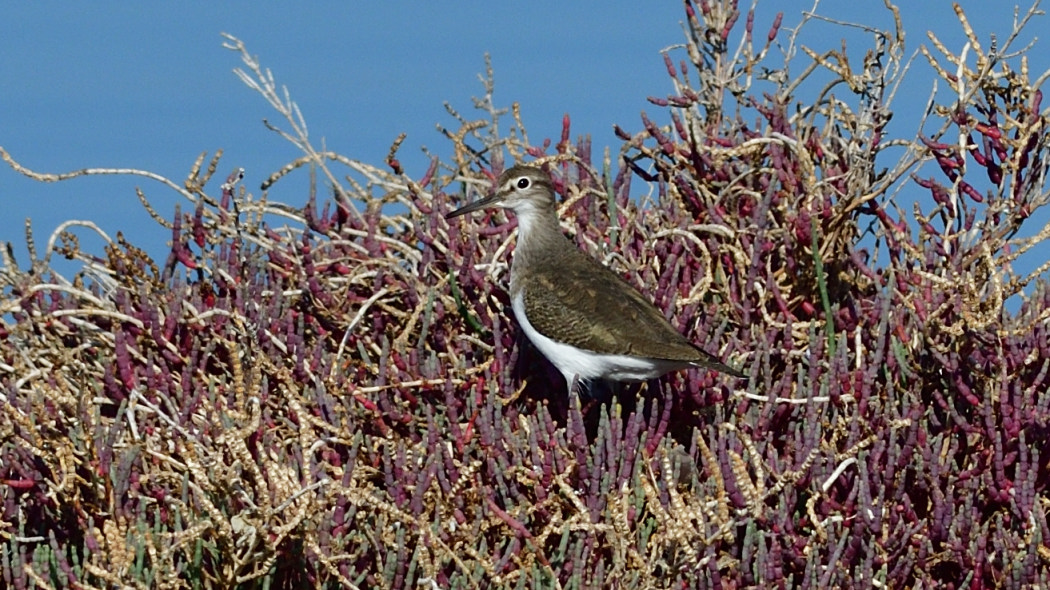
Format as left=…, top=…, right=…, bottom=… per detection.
left=2, top=2, right=1050, bottom=588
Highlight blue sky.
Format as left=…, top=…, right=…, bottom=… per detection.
left=2, top=3, right=1047, bottom=292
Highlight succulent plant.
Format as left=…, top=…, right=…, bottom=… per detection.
left=2, top=3, right=1049, bottom=588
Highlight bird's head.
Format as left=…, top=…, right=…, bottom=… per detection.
left=446, top=165, right=556, bottom=221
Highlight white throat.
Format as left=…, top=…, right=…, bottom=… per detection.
left=509, top=203, right=548, bottom=244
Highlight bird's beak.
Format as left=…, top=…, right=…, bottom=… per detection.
left=446, top=192, right=504, bottom=219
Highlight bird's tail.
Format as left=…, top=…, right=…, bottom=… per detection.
left=693, top=349, right=746, bottom=379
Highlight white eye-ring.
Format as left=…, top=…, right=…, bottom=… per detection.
left=515, top=177, right=530, bottom=189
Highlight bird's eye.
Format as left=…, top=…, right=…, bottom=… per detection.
left=516, top=177, right=530, bottom=189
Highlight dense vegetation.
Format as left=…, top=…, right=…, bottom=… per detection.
left=3, top=2, right=1049, bottom=588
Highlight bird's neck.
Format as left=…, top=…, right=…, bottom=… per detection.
left=509, top=206, right=570, bottom=296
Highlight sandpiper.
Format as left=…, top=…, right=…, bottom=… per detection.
left=447, top=165, right=744, bottom=393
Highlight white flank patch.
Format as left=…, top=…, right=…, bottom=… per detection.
left=511, top=292, right=683, bottom=390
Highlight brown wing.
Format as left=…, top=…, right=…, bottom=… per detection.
left=522, top=249, right=706, bottom=362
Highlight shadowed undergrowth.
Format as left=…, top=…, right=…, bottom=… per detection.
left=2, top=2, right=1050, bottom=588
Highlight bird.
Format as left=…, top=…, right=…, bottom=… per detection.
left=447, top=164, right=745, bottom=394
